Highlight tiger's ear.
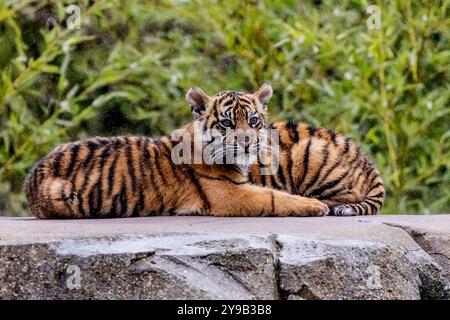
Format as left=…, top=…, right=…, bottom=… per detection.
left=254, top=83, right=273, bottom=106
left=186, top=87, right=210, bottom=120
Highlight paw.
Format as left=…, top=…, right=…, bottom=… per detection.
left=289, top=199, right=329, bottom=217
left=332, top=205, right=357, bottom=216
left=306, top=200, right=330, bottom=217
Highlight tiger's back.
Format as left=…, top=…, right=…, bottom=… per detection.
left=24, top=135, right=205, bottom=219
left=249, top=121, right=385, bottom=215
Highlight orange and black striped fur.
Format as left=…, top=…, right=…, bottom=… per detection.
left=25, top=84, right=331, bottom=219
left=249, top=121, right=385, bottom=216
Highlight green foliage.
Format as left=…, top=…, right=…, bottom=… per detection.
left=0, top=0, right=449, bottom=216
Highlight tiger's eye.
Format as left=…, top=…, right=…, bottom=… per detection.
left=220, top=119, right=233, bottom=128
left=249, top=116, right=259, bottom=126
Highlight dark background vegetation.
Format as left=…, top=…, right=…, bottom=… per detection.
left=0, top=0, right=449, bottom=216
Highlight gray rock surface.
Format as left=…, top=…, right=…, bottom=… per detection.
left=359, top=215, right=450, bottom=283
left=0, top=215, right=449, bottom=300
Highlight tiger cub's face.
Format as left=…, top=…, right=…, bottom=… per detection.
left=186, top=84, right=273, bottom=166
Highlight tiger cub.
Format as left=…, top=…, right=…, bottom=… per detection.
left=25, top=84, right=331, bottom=219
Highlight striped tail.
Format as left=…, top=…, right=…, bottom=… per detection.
left=331, top=174, right=385, bottom=216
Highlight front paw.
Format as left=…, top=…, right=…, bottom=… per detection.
left=290, top=199, right=329, bottom=217
left=309, top=200, right=330, bottom=216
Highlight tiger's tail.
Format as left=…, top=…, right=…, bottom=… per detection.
left=331, top=173, right=385, bottom=216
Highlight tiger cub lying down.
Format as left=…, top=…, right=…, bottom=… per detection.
left=25, top=84, right=384, bottom=219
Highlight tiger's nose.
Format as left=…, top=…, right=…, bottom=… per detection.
left=239, top=136, right=251, bottom=147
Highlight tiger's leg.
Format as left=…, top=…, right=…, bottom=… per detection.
left=321, top=200, right=359, bottom=216
left=322, top=199, right=382, bottom=216
left=319, top=175, right=385, bottom=216
left=200, top=179, right=329, bottom=217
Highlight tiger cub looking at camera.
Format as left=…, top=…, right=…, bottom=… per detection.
left=25, top=84, right=383, bottom=219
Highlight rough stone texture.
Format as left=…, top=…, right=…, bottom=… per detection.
left=0, top=215, right=449, bottom=300
left=359, top=215, right=450, bottom=283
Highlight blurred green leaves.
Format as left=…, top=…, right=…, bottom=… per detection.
left=0, top=0, right=449, bottom=215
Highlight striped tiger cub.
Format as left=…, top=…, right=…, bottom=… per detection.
left=25, top=84, right=331, bottom=219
